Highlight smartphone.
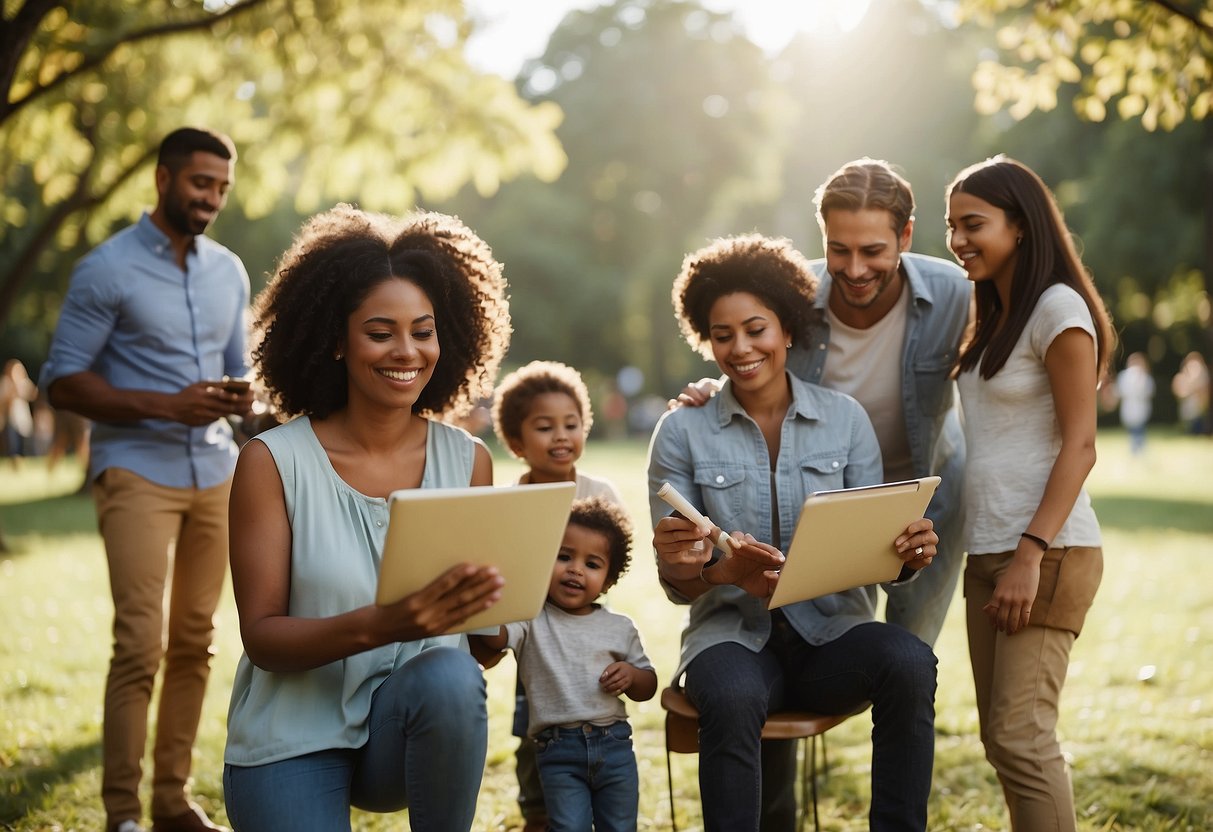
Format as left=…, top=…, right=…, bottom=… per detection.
left=219, top=376, right=251, bottom=394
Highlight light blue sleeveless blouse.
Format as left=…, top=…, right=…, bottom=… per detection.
left=225, top=415, right=476, bottom=766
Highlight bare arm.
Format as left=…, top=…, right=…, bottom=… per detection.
left=229, top=440, right=504, bottom=672
left=467, top=626, right=508, bottom=668
left=49, top=371, right=252, bottom=426
left=986, top=328, right=1098, bottom=635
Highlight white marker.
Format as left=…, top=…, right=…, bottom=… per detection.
left=657, top=482, right=741, bottom=552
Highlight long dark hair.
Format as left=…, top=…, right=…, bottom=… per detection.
left=949, top=156, right=1113, bottom=379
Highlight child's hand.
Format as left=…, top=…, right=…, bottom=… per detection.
left=599, top=661, right=637, bottom=696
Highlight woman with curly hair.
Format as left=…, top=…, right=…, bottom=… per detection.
left=647, top=233, right=939, bottom=832
left=222, top=204, right=511, bottom=831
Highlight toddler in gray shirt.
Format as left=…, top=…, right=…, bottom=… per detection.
left=473, top=497, right=656, bottom=832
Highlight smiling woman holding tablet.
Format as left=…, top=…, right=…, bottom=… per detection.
left=222, top=205, right=511, bottom=831
left=648, top=234, right=940, bottom=832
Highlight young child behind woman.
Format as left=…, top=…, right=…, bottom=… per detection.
left=946, top=156, right=1114, bottom=832
left=472, top=497, right=657, bottom=832
left=491, top=359, right=623, bottom=830
left=493, top=359, right=623, bottom=501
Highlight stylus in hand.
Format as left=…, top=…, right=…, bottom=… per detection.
left=657, top=482, right=742, bottom=553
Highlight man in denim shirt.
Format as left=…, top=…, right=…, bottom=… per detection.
left=40, top=127, right=250, bottom=832
left=800, top=158, right=969, bottom=646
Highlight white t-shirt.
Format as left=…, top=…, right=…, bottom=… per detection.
left=824, top=287, right=913, bottom=481
left=958, top=283, right=1102, bottom=555
left=1116, top=364, right=1155, bottom=428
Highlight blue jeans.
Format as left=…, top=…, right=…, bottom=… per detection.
left=534, top=721, right=638, bottom=832
left=223, top=648, right=487, bottom=831
left=684, top=621, right=937, bottom=832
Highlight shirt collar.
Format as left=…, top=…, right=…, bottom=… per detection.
left=133, top=212, right=200, bottom=260
left=715, top=370, right=823, bottom=428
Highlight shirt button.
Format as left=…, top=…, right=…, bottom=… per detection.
left=831, top=461, right=840, bottom=469
left=819, top=344, right=826, bottom=350
left=715, top=475, right=724, bottom=484
left=376, top=520, right=384, bottom=527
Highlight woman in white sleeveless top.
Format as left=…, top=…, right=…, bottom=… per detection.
left=223, top=205, right=511, bottom=831
left=946, top=158, right=1114, bottom=832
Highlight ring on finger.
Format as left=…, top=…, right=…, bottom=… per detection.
left=915, top=546, right=924, bottom=556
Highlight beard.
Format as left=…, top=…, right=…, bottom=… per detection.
left=162, top=189, right=213, bottom=237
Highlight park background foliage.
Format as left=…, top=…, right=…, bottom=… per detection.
left=2, top=0, right=1211, bottom=422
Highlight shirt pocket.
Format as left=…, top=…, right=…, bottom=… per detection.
left=912, top=355, right=955, bottom=416
left=692, top=465, right=749, bottom=528
left=798, top=449, right=850, bottom=492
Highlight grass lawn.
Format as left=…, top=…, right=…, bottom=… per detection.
left=2, top=429, right=1211, bottom=831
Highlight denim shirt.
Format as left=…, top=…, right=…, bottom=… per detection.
left=40, top=213, right=250, bottom=489
left=647, top=372, right=888, bottom=681
left=792, top=253, right=970, bottom=556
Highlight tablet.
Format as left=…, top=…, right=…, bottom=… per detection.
left=768, top=476, right=941, bottom=610
left=375, top=481, right=577, bottom=634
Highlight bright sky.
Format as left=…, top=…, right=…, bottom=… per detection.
left=463, top=0, right=873, bottom=78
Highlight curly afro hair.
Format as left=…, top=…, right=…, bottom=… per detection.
left=567, top=496, right=633, bottom=592
left=492, top=360, right=594, bottom=455
left=672, top=234, right=818, bottom=361
left=252, top=204, right=511, bottom=420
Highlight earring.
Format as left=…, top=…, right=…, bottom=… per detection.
left=1016, top=235, right=1024, bottom=246
left=334, top=352, right=343, bottom=360
left=785, top=342, right=792, bottom=349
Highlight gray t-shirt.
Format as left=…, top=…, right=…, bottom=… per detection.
left=505, top=603, right=652, bottom=736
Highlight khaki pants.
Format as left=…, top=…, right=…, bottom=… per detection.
left=965, top=546, right=1103, bottom=832
left=93, top=467, right=231, bottom=822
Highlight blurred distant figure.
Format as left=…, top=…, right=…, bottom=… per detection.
left=1171, top=351, right=1210, bottom=436
left=1116, top=352, right=1155, bottom=454
left=1, top=358, right=37, bottom=467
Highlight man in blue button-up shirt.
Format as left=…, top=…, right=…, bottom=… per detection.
left=40, top=127, right=250, bottom=832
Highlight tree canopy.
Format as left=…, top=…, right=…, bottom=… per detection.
left=0, top=0, right=566, bottom=332
left=954, top=0, right=1212, bottom=130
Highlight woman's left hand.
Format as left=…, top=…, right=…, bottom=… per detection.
left=894, top=518, right=938, bottom=571
left=983, top=544, right=1042, bottom=635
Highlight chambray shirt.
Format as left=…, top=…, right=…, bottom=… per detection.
left=40, top=213, right=250, bottom=489
left=795, top=253, right=971, bottom=562
left=647, top=372, right=890, bottom=681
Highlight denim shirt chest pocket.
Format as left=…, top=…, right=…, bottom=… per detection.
left=692, top=465, right=751, bottom=530
left=912, top=351, right=956, bottom=416
left=797, top=448, right=849, bottom=494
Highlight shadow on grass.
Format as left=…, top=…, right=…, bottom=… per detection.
left=1090, top=495, right=1213, bottom=535
left=0, top=739, right=101, bottom=824
left=0, top=492, right=96, bottom=547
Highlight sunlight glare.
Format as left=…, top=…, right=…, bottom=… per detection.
left=721, top=0, right=874, bottom=52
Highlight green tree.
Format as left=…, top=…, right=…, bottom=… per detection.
left=0, top=0, right=566, bottom=345
left=442, top=0, right=795, bottom=399
left=952, top=0, right=1213, bottom=321
left=955, top=0, right=1211, bottom=130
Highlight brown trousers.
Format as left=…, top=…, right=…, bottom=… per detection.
left=965, top=546, right=1103, bottom=832
left=93, top=467, right=231, bottom=822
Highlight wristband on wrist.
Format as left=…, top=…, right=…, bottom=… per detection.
left=1020, top=531, right=1050, bottom=551
left=699, top=559, right=719, bottom=586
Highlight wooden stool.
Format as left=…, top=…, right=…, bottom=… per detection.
left=660, top=686, right=870, bottom=832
